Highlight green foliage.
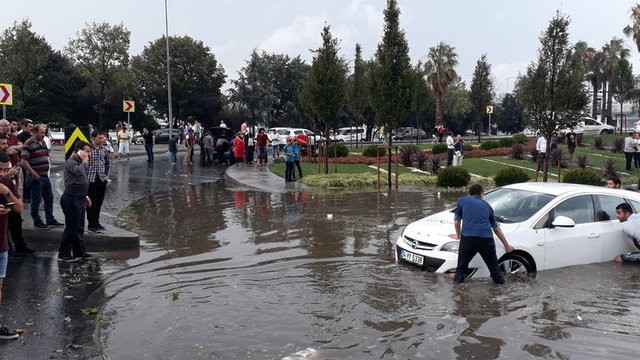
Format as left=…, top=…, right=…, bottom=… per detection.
left=469, top=54, right=495, bottom=125
left=495, top=94, right=526, bottom=134
left=400, top=145, right=418, bottom=166
left=512, top=133, right=528, bottom=144
left=480, top=141, right=501, bottom=150
left=437, top=166, right=471, bottom=187
left=362, top=145, right=386, bottom=157
left=511, top=143, right=525, bottom=160
left=463, top=144, right=474, bottom=152
left=424, top=42, right=459, bottom=126
left=562, top=168, right=601, bottom=185
left=230, top=50, right=309, bottom=127
left=327, top=143, right=349, bottom=157
left=499, top=138, right=514, bottom=148
left=431, top=143, right=447, bottom=154
left=493, top=167, right=530, bottom=187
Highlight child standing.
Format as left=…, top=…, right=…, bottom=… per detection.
left=283, top=138, right=295, bottom=182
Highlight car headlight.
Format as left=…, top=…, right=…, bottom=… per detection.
left=441, top=241, right=460, bottom=253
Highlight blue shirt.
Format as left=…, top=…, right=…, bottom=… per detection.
left=284, top=145, right=295, bottom=162
left=454, top=195, right=498, bottom=238
left=292, top=144, right=301, bottom=161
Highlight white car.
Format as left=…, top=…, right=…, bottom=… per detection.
left=333, top=127, right=365, bottom=142
left=395, top=182, right=640, bottom=278
left=271, top=127, right=320, bottom=145
left=565, top=117, right=614, bottom=135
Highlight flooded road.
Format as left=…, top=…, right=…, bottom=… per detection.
left=92, top=162, right=640, bottom=359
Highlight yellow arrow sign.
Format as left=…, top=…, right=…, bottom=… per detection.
left=0, top=83, right=13, bottom=105
left=123, top=100, right=135, bottom=112
left=64, top=127, right=91, bottom=159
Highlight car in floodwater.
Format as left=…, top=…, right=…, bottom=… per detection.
left=395, top=182, right=640, bottom=278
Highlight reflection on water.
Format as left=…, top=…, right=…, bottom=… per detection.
left=99, top=184, right=640, bottom=359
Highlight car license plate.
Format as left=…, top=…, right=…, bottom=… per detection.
left=401, top=250, right=424, bottom=266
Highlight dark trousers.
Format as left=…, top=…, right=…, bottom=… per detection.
left=26, top=174, right=55, bottom=224
left=453, top=235, right=504, bottom=284
left=537, top=153, right=546, bottom=171
left=625, top=152, right=634, bottom=171
left=246, top=146, right=255, bottom=163
left=145, top=144, right=154, bottom=161
left=87, top=179, right=107, bottom=228
left=59, top=193, right=87, bottom=257
left=293, top=160, right=302, bottom=179
left=22, top=169, right=30, bottom=201
left=285, top=161, right=294, bottom=182
left=634, top=152, right=640, bottom=169
left=8, top=211, right=27, bottom=250
left=447, top=148, right=454, bottom=166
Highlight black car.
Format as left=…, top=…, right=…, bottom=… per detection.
left=153, top=129, right=174, bottom=144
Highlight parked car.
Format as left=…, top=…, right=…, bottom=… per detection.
left=132, top=132, right=144, bottom=145
left=392, top=127, right=427, bottom=140
left=395, top=182, right=640, bottom=278
left=153, top=128, right=174, bottom=144
left=270, top=127, right=320, bottom=146
left=333, top=127, right=365, bottom=142
left=564, top=117, right=614, bottom=135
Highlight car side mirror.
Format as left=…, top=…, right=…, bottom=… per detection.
left=551, top=216, right=576, bottom=228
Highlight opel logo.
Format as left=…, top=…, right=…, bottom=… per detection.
left=412, top=241, right=418, bottom=249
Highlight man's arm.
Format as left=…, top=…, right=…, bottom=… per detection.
left=21, top=158, right=38, bottom=179
left=454, top=220, right=462, bottom=239
left=492, top=226, right=514, bottom=253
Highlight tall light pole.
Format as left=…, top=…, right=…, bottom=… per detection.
left=506, top=76, right=517, bottom=94
left=165, top=0, right=173, bottom=138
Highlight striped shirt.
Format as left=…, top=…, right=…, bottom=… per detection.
left=21, top=137, right=50, bottom=176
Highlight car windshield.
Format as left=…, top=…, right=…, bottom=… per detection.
left=483, top=188, right=555, bottom=223
left=276, top=129, right=289, bottom=135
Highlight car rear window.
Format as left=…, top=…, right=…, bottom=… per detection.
left=483, top=188, right=555, bottom=223
left=276, top=129, right=289, bottom=135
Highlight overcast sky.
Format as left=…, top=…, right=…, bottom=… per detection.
left=3, top=0, right=640, bottom=94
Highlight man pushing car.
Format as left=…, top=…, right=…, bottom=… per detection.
left=614, top=202, right=640, bottom=264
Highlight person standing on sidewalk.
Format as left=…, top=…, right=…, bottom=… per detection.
left=202, top=132, right=214, bottom=166
left=183, top=129, right=195, bottom=165
left=283, top=138, right=295, bottom=182
left=233, top=133, right=245, bottom=165
left=256, top=128, right=269, bottom=166
left=142, top=128, right=155, bottom=162
left=86, top=132, right=110, bottom=233
left=268, top=129, right=280, bottom=159
left=21, top=124, right=63, bottom=230
left=16, top=119, right=33, bottom=203
left=0, top=150, right=24, bottom=340
left=58, top=142, right=93, bottom=263
left=446, top=131, right=455, bottom=166
left=453, top=184, right=514, bottom=285
left=117, top=125, right=131, bottom=160
left=168, top=135, right=178, bottom=165
left=0, top=137, right=33, bottom=254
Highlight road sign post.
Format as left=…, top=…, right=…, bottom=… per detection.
left=0, top=84, right=13, bottom=119
left=123, top=100, right=135, bottom=133
left=486, top=105, right=494, bottom=135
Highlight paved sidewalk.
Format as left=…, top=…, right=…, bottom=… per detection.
left=225, top=163, right=309, bottom=193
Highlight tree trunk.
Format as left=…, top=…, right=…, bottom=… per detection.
left=324, top=123, right=329, bottom=174
left=607, top=89, right=613, bottom=126
left=591, top=80, right=598, bottom=119
left=435, top=95, right=443, bottom=127
left=387, top=132, right=392, bottom=190
left=543, top=133, right=551, bottom=182
left=601, top=79, right=608, bottom=123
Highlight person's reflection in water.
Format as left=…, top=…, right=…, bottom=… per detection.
left=452, top=285, right=506, bottom=360
left=283, top=191, right=303, bottom=228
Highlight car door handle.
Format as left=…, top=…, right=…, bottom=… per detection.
left=587, top=233, right=600, bottom=239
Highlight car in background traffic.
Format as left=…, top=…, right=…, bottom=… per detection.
left=392, top=127, right=427, bottom=140
left=333, top=127, right=365, bottom=142
left=565, top=117, right=614, bottom=135
left=395, top=182, right=640, bottom=279
left=153, top=129, right=174, bottom=144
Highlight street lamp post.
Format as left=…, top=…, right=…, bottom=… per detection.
left=506, top=76, right=517, bottom=94
left=165, top=0, right=173, bottom=139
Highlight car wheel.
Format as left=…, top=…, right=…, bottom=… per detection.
left=498, top=253, right=534, bottom=276
left=601, top=129, right=612, bottom=135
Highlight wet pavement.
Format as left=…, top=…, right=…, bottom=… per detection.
left=1, top=150, right=640, bottom=359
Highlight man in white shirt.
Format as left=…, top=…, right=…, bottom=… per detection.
left=623, top=132, right=635, bottom=171
left=446, top=131, right=455, bottom=166
left=614, top=202, right=640, bottom=264
left=268, top=129, right=280, bottom=159
left=536, top=133, right=547, bottom=171
left=117, top=126, right=131, bottom=160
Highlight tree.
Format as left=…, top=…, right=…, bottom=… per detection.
left=0, top=20, right=85, bottom=123
left=441, top=79, right=471, bottom=136
left=424, top=42, right=459, bottom=128
left=300, top=25, right=348, bottom=174
left=346, top=44, right=370, bottom=136
left=132, top=35, right=226, bottom=128
left=601, top=38, right=630, bottom=124
left=610, top=57, right=634, bottom=132
left=583, top=47, right=604, bottom=119
left=517, top=11, right=588, bottom=181
left=230, top=50, right=309, bottom=128
left=469, top=54, right=495, bottom=134
left=623, top=4, right=640, bottom=53
left=495, top=94, right=525, bottom=134
left=407, top=63, right=431, bottom=144
left=369, top=0, right=412, bottom=188
left=66, top=22, right=132, bottom=129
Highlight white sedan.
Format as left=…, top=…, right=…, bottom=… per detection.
left=395, top=183, right=640, bottom=278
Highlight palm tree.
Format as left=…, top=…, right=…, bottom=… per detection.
left=584, top=48, right=605, bottom=119
left=623, top=4, right=640, bottom=52
left=424, top=42, right=458, bottom=127
left=601, top=38, right=630, bottom=124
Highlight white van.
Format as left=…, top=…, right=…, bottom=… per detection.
left=333, top=127, right=365, bottom=142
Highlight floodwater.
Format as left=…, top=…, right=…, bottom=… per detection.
left=93, top=166, right=640, bottom=359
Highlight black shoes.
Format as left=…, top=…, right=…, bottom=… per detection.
left=57, top=255, right=78, bottom=263
left=15, top=246, right=35, bottom=254
left=34, top=222, right=49, bottom=230
left=46, top=220, right=64, bottom=227
left=0, top=326, right=18, bottom=340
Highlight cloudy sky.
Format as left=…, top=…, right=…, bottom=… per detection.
left=3, top=0, right=640, bottom=94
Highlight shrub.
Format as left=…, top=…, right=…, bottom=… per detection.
left=549, top=149, right=568, bottom=169
left=429, top=155, right=443, bottom=174
left=431, top=143, right=447, bottom=154
left=327, top=143, right=349, bottom=157
left=601, top=158, right=618, bottom=179
left=499, top=138, right=514, bottom=148
left=463, top=143, right=474, bottom=152
left=594, top=137, right=604, bottom=150
left=576, top=133, right=584, bottom=147
left=415, top=151, right=429, bottom=171
left=576, top=154, right=588, bottom=169
left=494, top=167, right=530, bottom=187
left=511, top=143, right=525, bottom=160
left=400, top=145, right=418, bottom=166
left=530, top=149, right=539, bottom=163
left=612, top=138, right=624, bottom=153
left=480, top=141, right=501, bottom=150
left=362, top=144, right=386, bottom=157
left=562, top=168, right=601, bottom=186
left=437, top=166, right=471, bottom=187
left=512, top=133, right=528, bottom=144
